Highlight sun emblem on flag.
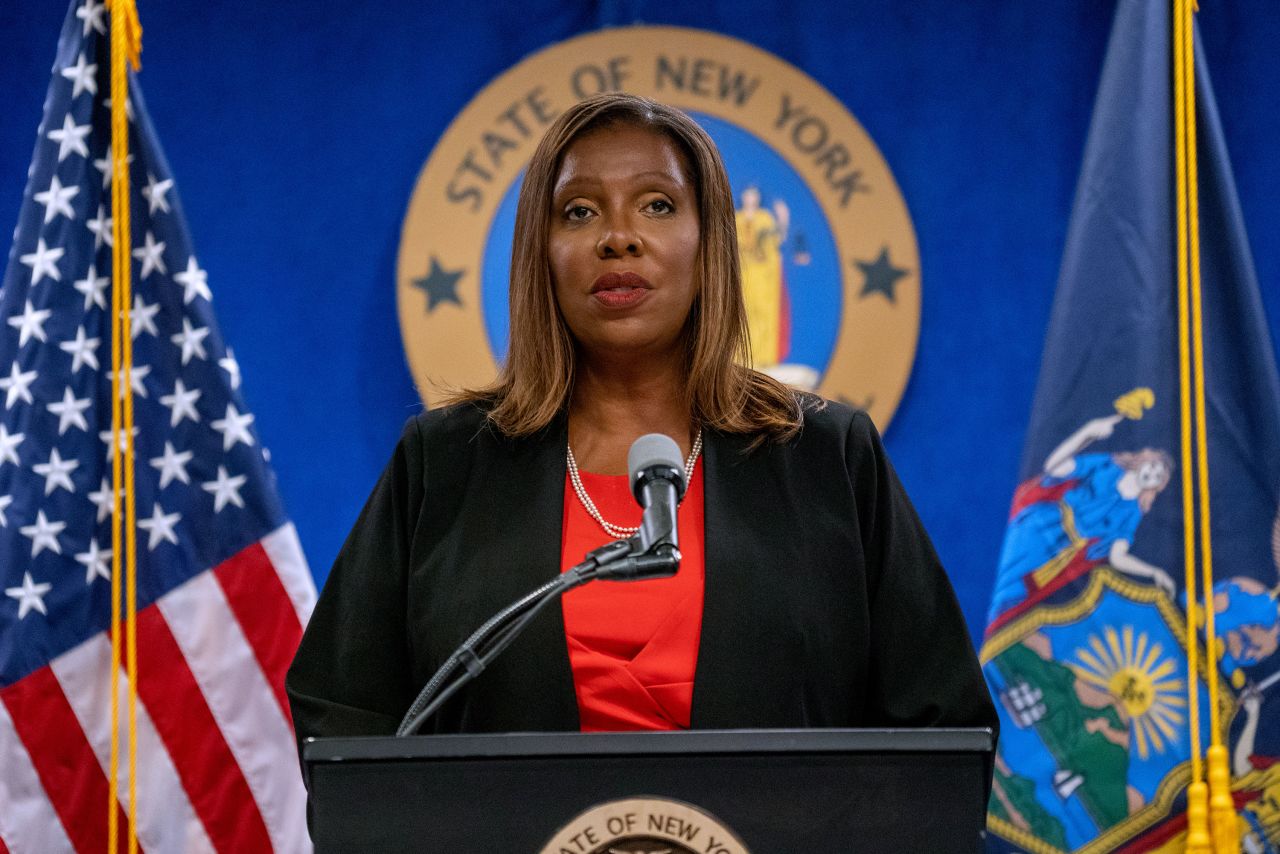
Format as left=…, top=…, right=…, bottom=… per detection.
left=1070, top=625, right=1187, bottom=760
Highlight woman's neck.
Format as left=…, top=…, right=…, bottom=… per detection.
left=568, top=354, right=695, bottom=475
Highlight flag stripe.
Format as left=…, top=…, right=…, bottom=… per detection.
left=213, top=540, right=302, bottom=722
left=0, top=666, right=133, bottom=854
left=50, top=633, right=215, bottom=854
left=159, top=571, right=311, bottom=853
left=0, top=698, right=75, bottom=854
left=133, top=606, right=272, bottom=853
left=261, top=523, right=316, bottom=625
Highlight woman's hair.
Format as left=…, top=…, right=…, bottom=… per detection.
left=447, top=92, right=804, bottom=443
left=1112, top=448, right=1174, bottom=512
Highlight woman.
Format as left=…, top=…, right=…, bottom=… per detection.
left=286, top=93, right=994, bottom=738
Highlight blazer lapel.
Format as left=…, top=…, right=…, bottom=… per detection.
left=690, top=430, right=799, bottom=728
left=465, top=413, right=581, bottom=731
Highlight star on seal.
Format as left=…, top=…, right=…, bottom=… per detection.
left=855, top=247, right=908, bottom=303
left=413, top=257, right=464, bottom=312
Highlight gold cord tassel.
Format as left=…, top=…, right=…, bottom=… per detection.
left=1175, top=0, right=1239, bottom=848
left=1173, top=0, right=1211, bottom=846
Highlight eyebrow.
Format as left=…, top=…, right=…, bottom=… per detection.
left=554, top=170, right=688, bottom=195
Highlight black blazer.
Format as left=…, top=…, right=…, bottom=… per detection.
left=286, top=401, right=996, bottom=738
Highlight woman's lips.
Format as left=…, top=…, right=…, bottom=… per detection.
left=592, top=287, right=649, bottom=308
left=590, top=272, right=651, bottom=309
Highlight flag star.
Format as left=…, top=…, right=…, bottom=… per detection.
left=0, top=362, right=38, bottom=408
left=76, top=0, right=107, bottom=36
left=19, top=237, right=65, bottom=284
left=85, top=205, right=113, bottom=250
left=111, top=364, right=151, bottom=399
left=212, top=403, right=255, bottom=451
left=60, top=53, right=98, bottom=99
left=142, top=173, right=174, bottom=215
left=104, top=96, right=135, bottom=122
left=127, top=295, right=161, bottom=339
left=33, top=448, right=79, bottom=496
left=100, top=426, right=139, bottom=462
left=33, top=174, right=79, bottom=225
left=92, top=152, right=132, bottom=191
left=60, top=326, right=101, bottom=373
left=5, top=572, right=53, bottom=620
left=92, top=155, right=109, bottom=188
left=0, top=494, right=11, bottom=526
left=88, top=476, right=121, bottom=523
left=219, top=348, right=241, bottom=390
left=74, top=263, right=110, bottom=312
left=76, top=537, right=112, bottom=584
left=48, top=113, right=92, bottom=162
left=19, top=511, right=66, bottom=558
left=138, top=503, right=181, bottom=551
left=150, top=441, right=194, bottom=489
left=174, top=257, right=211, bottom=304
left=8, top=299, right=53, bottom=346
left=132, top=231, right=167, bottom=279
left=202, top=466, right=247, bottom=513
left=0, top=425, right=19, bottom=467
left=47, top=386, right=91, bottom=435
left=160, top=378, right=202, bottom=427
left=171, top=318, right=210, bottom=364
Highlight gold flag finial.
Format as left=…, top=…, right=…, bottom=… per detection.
left=1113, top=387, right=1155, bottom=420
left=105, top=0, right=143, bottom=70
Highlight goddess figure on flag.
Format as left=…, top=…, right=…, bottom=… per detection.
left=989, top=402, right=1176, bottom=620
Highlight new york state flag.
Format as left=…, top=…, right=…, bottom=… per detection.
left=982, top=1, right=1280, bottom=852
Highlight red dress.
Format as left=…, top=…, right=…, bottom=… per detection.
left=559, top=466, right=705, bottom=731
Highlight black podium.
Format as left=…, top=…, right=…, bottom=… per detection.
left=303, top=728, right=993, bottom=852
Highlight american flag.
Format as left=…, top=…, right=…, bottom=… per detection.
left=0, top=2, right=316, bottom=851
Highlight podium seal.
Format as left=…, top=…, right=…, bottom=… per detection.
left=539, top=796, right=751, bottom=854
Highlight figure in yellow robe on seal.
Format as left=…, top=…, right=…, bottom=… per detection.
left=735, top=186, right=789, bottom=369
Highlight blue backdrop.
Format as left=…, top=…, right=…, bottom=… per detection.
left=3, top=0, right=1278, bottom=644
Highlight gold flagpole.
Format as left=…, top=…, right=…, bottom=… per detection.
left=1174, top=0, right=1238, bottom=849
left=105, top=2, right=142, bottom=852
left=1173, top=0, right=1211, bottom=848
left=1178, top=0, right=1241, bottom=847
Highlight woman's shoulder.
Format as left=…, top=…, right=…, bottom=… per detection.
left=795, top=394, right=878, bottom=447
left=402, top=398, right=497, bottom=445
left=401, top=397, right=564, bottom=461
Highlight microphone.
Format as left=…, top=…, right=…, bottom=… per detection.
left=627, top=433, right=686, bottom=555
left=395, top=432, right=689, bottom=735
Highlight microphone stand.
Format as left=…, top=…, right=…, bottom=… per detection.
left=395, top=538, right=680, bottom=737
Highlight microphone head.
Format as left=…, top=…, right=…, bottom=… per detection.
left=628, top=433, right=686, bottom=500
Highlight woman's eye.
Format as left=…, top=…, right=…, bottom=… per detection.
left=647, top=199, right=673, bottom=214
left=566, top=205, right=593, bottom=221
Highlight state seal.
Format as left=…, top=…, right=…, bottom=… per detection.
left=398, top=26, right=920, bottom=428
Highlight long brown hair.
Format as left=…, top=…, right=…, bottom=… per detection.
left=449, top=92, right=804, bottom=441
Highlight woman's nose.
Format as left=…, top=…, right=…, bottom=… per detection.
left=595, top=215, right=643, bottom=258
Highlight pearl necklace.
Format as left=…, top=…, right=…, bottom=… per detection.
left=567, top=430, right=703, bottom=539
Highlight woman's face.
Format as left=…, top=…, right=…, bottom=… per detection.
left=548, top=123, right=700, bottom=364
